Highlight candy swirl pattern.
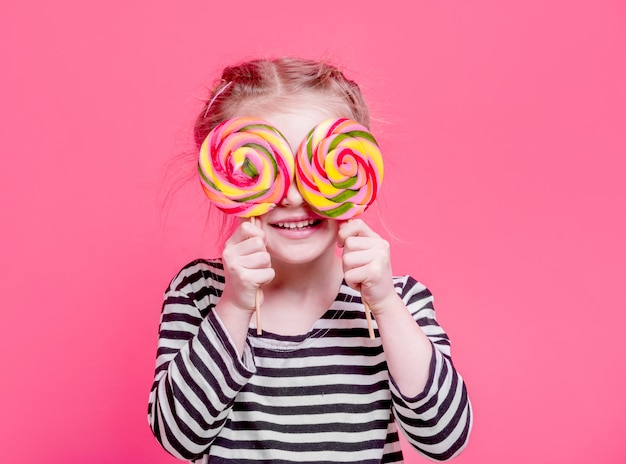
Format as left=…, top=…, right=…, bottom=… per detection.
left=198, top=117, right=295, bottom=217
left=295, top=118, right=384, bottom=220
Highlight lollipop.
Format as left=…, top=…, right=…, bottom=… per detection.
left=198, top=117, right=295, bottom=334
left=295, top=118, right=384, bottom=221
left=296, top=118, right=384, bottom=339
left=198, top=117, right=295, bottom=218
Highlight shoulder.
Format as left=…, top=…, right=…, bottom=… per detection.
left=392, top=275, right=435, bottom=311
left=167, top=258, right=225, bottom=294
left=392, top=275, right=432, bottom=299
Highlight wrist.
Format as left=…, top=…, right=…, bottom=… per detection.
left=213, top=299, right=256, bottom=359
left=214, top=300, right=255, bottom=327
left=220, top=288, right=258, bottom=314
left=367, top=291, right=402, bottom=317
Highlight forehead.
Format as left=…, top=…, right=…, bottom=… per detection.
left=233, top=95, right=348, bottom=150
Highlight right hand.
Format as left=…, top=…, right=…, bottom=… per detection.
left=220, top=220, right=275, bottom=312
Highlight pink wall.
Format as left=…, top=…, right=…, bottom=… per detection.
left=2, top=1, right=625, bottom=463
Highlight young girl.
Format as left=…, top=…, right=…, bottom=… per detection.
left=148, top=57, right=472, bottom=463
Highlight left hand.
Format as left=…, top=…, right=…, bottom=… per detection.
left=337, top=219, right=398, bottom=315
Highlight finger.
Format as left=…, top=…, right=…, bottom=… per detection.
left=238, top=266, right=275, bottom=287
left=342, top=236, right=385, bottom=253
left=337, top=219, right=378, bottom=247
left=239, top=251, right=272, bottom=270
left=343, top=267, right=368, bottom=290
left=224, top=254, right=275, bottom=288
left=222, top=238, right=270, bottom=278
left=227, top=235, right=268, bottom=256
left=342, top=248, right=375, bottom=270
left=342, top=244, right=391, bottom=288
left=343, top=249, right=389, bottom=277
left=227, top=220, right=265, bottom=245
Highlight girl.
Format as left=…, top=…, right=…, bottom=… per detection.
left=148, top=57, right=472, bottom=463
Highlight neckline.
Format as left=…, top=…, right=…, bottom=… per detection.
left=247, top=287, right=348, bottom=351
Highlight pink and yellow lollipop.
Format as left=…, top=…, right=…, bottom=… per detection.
left=198, top=117, right=295, bottom=218
left=296, top=118, right=384, bottom=338
left=295, top=118, right=384, bottom=220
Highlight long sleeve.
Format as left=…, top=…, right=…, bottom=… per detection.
left=389, top=276, right=472, bottom=461
left=148, top=263, right=471, bottom=463
left=147, top=261, right=256, bottom=460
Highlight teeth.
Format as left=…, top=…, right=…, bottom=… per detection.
left=276, top=219, right=317, bottom=229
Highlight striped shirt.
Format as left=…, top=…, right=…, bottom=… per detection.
left=148, top=259, right=472, bottom=463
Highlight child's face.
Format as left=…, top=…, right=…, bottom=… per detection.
left=235, top=98, right=345, bottom=267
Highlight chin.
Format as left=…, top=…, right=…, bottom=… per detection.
left=267, top=235, right=338, bottom=267
left=270, top=243, right=335, bottom=266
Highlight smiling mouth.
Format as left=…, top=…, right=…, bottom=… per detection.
left=270, top=219, right=322, bottom=230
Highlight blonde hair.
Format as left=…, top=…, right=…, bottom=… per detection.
left=193, top=57, right=370, bottom=148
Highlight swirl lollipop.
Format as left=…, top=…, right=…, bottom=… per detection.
left=199, top=117, right=295, bottom=218
left=296, top=118, right=384, bottom=339
left=199, top=117, right=295, bottom=334
left=295, top=118, right=383, bottom=221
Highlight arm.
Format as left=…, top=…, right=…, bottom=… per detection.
left=338, top=220, right=472, bottom=461
left=147, top=262, right=256, bottom=460
left=387, top=278, right=472, bottom=461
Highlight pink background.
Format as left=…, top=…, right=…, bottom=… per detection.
left=2, top=1, right=625, bottom=463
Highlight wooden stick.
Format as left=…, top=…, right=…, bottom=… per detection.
left=363, top=300, right=375, bottom=339
left=250, top=216, right=262, bottom=335
left=255, top=287, right=262, bottom=335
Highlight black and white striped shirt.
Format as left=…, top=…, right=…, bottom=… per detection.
left=148, top=259, right=471, bottom=463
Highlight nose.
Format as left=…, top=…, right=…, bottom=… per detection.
left=281, top=180, right=305, bottom=207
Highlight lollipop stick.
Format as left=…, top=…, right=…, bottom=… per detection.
left=250, top=216, right=262, bottom=335
left=255, top=287, right=262, bottom=336
left=363, top=300, right=375, bottom=339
